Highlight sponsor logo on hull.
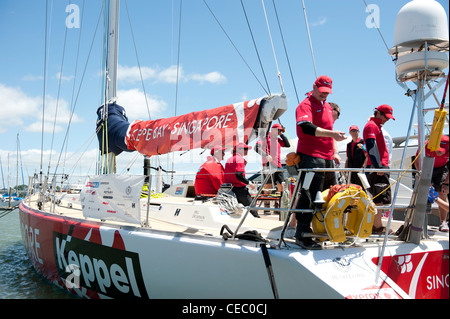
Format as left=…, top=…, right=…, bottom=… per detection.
left=53, top=230, right=149, bottom=298
left=372, top=251, right=449, bottom=299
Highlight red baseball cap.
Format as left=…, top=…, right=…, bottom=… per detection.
left=233, top=142, right=252, bottom=151
left=349, top=125, right=359, bottom=132
left=437, top=135, right=449, bottom=153
left=314, top=75, right=333, bottom=94
left=272, top=123, right=285, bottom=132
left=210, top=145, right=226, bottom=155
left=376, top=104, right=395, bottom=120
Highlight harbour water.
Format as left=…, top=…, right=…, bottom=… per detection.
left=0, top=207, right=76, bottom=299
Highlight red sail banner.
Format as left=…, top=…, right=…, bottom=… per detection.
left=125, top=98, right=263, bottom=157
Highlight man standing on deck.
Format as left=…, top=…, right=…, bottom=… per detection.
left=363, top=104, right=395, bottom=234
left=294, top=75, right=346, bottom=249
left=194, top=145, right=226, bottom=196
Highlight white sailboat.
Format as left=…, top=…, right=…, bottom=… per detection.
left=19, top=0, right=448, bottom=299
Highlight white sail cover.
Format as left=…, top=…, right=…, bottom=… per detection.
left=81, top=175, right=144, bottom=224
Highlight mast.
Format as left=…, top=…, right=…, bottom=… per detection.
left=101, top=0, right=120, bottom=174
left=106, top=0, right=119, bottom=102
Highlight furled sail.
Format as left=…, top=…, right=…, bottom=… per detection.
left=96, top=102, right=133, bottom=156
left=96, top=94, right=287, bottom=157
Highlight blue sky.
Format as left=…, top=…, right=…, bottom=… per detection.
left=0, top=0, right=448, bottom=187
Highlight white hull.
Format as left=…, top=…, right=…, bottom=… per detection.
left=19, top=190, right=449, bottom=299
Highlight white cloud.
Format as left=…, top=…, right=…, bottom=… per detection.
left=116, top=88, right=167, bottom=120
left=157, top=65, right=181, bottom=84
left=188, top=71, right=226, bottom=84
left=55, top=72, right=75, bottom=82
left=117, top=65, right=157, bottom=83
left=0, top=83, right=82, bottom=133
left=26, top=94, right=83, bottom=133
left=118, top=64, right=226, bottom=85
left=311, top=17, right=327, bottom=27
left=22, top=74, right=44, bottom=81
left=0, top=84, right=40, bottom=132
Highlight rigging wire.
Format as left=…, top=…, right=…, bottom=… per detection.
left=171, top=0, right=183, bottom=185
left=203, top=0, right=269, bottom=96
left=174, top=0, right=182, bottom=119
left=271, top=0, right=299, bottom=104
left=61, top=132, right=98, bottom=178
left=39, top=0, right=49, bottom=202
left=362, top=0, right=390, bottom=54
left=102, top=0, right=113, bottom=174
left=104, top=0, right=154, bottom=181
left=240, top=0, right=271, bottom=95
left=261, top=0, right=284, bottom=94
left=47, top=0, right=72, bottom=182
left=301, top=0, right=318, bottom=79
left=51, top=1, right=104, bottom=181
left=63, top=0, right=85, bottom=180
left=124, top=0, right=151, bottom=120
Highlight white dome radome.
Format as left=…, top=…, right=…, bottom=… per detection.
left=389, top=0, right=449, bottom=56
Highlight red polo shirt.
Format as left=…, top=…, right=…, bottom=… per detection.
left=420, top=138, right=449, bottom=168
left=224, top=152, right=247, bottom=187
left=256, top=132, right=286, bottom=168
left=363, top=117, right=389, bottom=167
left=194, top=156, right=224, bottom=195
left=295, top=92, right=334, bottom=160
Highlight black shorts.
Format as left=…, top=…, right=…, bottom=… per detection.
left=367, top=167, right=391, bottom=205
left=262, top=170, right=285, bottom=185
left=432, top=165, right=449, bottom=192
left=294, top=153, right=334, bottom=235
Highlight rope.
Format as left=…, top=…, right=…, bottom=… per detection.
left=211, top=192, right=244, bottom=216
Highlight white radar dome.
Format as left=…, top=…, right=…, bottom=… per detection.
left=389, top=0, right=449, bottom=56
left=389, top=0, right=449, bottom=81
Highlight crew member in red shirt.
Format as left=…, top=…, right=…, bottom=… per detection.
left=224, top=142, right=259, bottom=218
left=194, top=145, right=226, bottom=196
left=363, top=104, right=395, bottom=233
left=294, top=75, right=346, bottom=249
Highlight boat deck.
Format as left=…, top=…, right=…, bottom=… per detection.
left=22, top=192, right=449, bottom=250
